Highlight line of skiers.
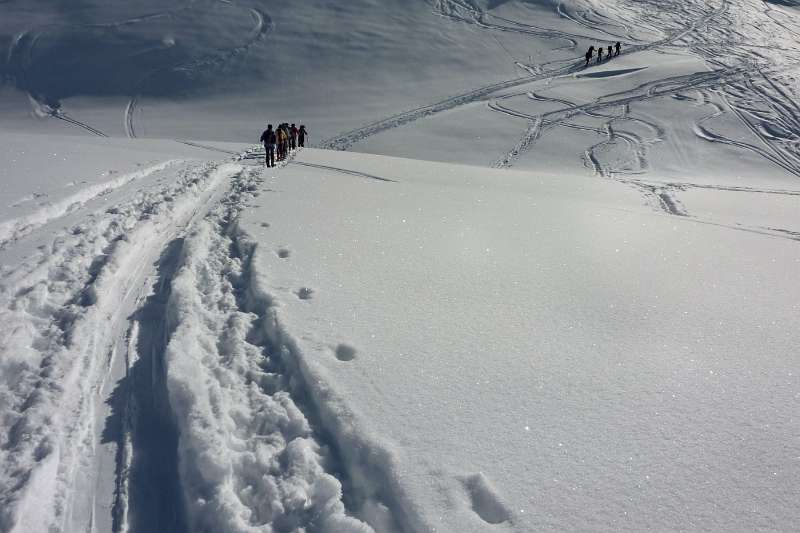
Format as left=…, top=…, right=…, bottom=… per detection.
left=259, top=123, right=309, bottom=167
left=585, top=42, right=621, bottom=66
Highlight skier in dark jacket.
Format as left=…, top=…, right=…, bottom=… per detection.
left=614, top=42, right=621, bottom=57
left=298, top=125, right=308, bottom=147
left=585, top=46, right=594, bottom=66
left=290, top=124, right=298, bottom=150
left=607, top=45, right=613, bottom=59
left=260, top=124, right=276, bottom=167
left=596, top=46, right=603, bottom=63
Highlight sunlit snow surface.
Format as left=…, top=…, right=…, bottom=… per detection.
left=2, top=0, right=800, bottom=531
left=241, top=150, right=800, bottom=531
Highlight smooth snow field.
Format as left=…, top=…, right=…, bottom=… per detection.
left=2, top=0, right=800, bottom=532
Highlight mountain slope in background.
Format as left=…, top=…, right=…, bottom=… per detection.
left=1, top=0, right=800, bottom=531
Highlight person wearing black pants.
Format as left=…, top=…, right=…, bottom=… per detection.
left=260, top=124, right=276, bottom=167
left=298, top=125, right=308, bottom=147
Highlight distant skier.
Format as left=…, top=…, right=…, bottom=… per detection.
left=260, top=124, right=276, bottom=167
left=290, top=123, right=298, bottom=150
left=596, top=46, right=603, bottom=63
left=607, top=45, right=613, bottom=59
left=615, top=41, right=621, bottom=57
left=585, top=46, right=594, bottom=66
left=299, top=125, right=308, bottom=147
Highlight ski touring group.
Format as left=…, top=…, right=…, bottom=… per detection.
left=585, top=42, right=621, bottom=66
left=259, top=123, right=309, bottom=167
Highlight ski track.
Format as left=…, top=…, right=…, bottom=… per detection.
left=0, top=157, right=242, bottom=532
left=288, top=161, right=398, bottom=183
left=123, top=96, right=138, bottom=139
left=325, top=0, right=800, bottom=227
left=9, top=1, right=273, bottom=139
left=0, top=160, right=183, bottom=250
left=176, top=140, right=242, bottom=156
left=154, top=162, right=391, bottom=533
left=123, top=3, right=273, bottom=140
left=320, top=0, right=727, bottom=152
left=0, top=144, right=388, bottom=532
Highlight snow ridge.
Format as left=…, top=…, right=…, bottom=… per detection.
left=162, top=166, right=375, bottom=532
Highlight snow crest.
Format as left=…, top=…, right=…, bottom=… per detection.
left=163, top=167, right=372, bottom=532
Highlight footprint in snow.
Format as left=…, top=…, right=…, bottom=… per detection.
left=461, top=473, right=512, bottom=525
left=296, top=287, right=314, bottom=300
left=277, top=248, right=290, bottom=258
left=334, top=344, right=357, bottom=362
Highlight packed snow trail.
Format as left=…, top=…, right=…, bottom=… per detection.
left=0, top=147, right=378, bottom=532
left=0, top=160, right=240, bottom=532
left=158, top=160, right=374, bottom=533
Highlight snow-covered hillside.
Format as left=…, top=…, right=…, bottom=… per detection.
left=1, top=0, right=800, bottom=532
left=1, top=139, right=798, bottom=532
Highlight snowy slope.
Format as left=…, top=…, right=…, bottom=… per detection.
left=0, top=139, right=799, bottom=531
left=2, top=0, right=800, bottom=531
left=0, top=0, right=580, bottom=142
left=233, top=149, right=800, bottom=531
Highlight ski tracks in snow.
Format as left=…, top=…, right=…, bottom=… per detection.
left=0, top=159, right=238, bottom=532
left=156, top=167, right=385, bottom=533
left=0, top=148, right=415, bottom=532
left=0, top=160, right=183, bottom=250
left=123, top=3, right=273, bottom=140
left=325, top=0, right=800, bottom=238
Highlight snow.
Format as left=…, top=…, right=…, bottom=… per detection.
left=234, top=149, right=800, bottom=531
left=164, top=167, right=372, bottom=532
left=0, top=146, right=245, bottom=532
left=2, top=0, right=800, bottom=531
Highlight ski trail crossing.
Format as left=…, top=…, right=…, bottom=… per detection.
left=320, top=0, right=727, bottom=151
